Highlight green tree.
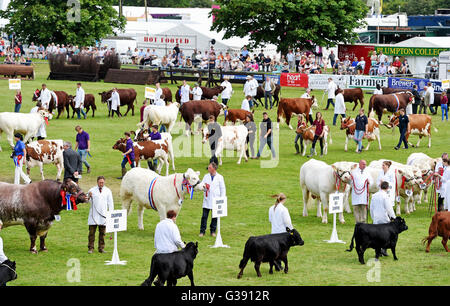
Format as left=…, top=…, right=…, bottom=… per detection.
left=210, top=0, right=368, bottom=55
left=120, top=0, right=212, bottom=7
left=382, top=0, right=448, bottom=15
left=0, top=0, right=126, bottom=46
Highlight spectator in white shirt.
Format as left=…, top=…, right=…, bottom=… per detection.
left=154, top=210, right=185, bottom=254
left=220, top=76, right=233, bottom=106
left=191, top=83, right=203, bottom=100
left=74, top=83, right=86, bottom=119
left=180, top=80, right=191, bottom=105
left=241, top=95, right=251, bottom=112
left=268, top=193, right=293, bottom=234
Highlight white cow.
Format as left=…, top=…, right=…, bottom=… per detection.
left=120, top=167, right=206, bottom=230
left=406, top=153, right=441, bottom=205
left=299, top=159, right=353, bottom=224
left=0, top=110, right=52, bottom=151
left=137, top=102, right=179, bottom=134
left=202, top=125, right=248, bottom=165
left=132, top=129, right=175, bottom=171
left=25, top=139, right=64, bottom=181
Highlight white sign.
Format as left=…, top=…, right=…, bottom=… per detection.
left=9, top=79, right=21, bottom=90
left=308, top=74, right=348, bottom=90
left=442, top=79, right=450, bottom=89
left=212, top=197, right=227, bottom=218
left=145, top=87, right=156, bottom=99
left=137, top=34, right=197, bottom=50
left=328, top=193, right=344, bottom=214
left=347, top=75, right=388, bottom=90
left=105, top=209, right=127, bottom=233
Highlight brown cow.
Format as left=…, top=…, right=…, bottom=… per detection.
left=162, top=87, right=173, bottom=102
left=382, top=87, right=407, bottom=94
left=368, top=92, right=413, bottom=121
left=179, top=100, right=225, bottom=135
left=98, top=88, right=137, bottom=117
left=112, top=138, right=170, bottom=176
left=423, top=211, right=450, bottom=253
left=335, top=88, right=364, bottom=111
left=201, top=86, right=225, bottom=99
left=340, top=116, right=381, bottom=152
left=277, top=97, right=316, bottom=129
left=68, top=94, right=97, bottom=118
left=224, top=109, right=253, bottom=125
left=254, top=85, right=281, bottom=107
left=296, top=124, right=332, bottom=156
left=32, top=89, right=73, bottom=119
left=0, top=179, right=88, bottom=253
left=386, top=114, right=435, bottom=148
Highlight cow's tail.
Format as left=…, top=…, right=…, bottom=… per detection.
left=276, top=103, right=284, bottom=125
left=346, top=225, right=357, bottom=252
left=433, top=127, right=438, bottom=133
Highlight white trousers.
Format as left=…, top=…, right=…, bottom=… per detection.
left=14, top=158, right=31, bottom=185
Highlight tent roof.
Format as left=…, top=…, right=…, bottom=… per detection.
left=395, top=36, right=450, bottom=48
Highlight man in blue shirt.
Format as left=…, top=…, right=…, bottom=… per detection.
left=13, top=133, right=31, bottom=185
left=147, top=125, right=161, bottom=171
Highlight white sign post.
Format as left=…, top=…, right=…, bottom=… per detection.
left=9, top=79, right=21, bottom=90
left=105, top=209, right=127, bottom=265
left=210, top=197, right=230, bottom=248
left=145, top=87, right=156, bottom=100
left=324, top=193, right=345, bottom=244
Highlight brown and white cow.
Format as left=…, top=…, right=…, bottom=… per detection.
left=113, top=138, right=170, bottom=176
left=224, top=109, right=253, bottom=125
left=0, top=179, right=88, bottom=253
left=277, top=97, right=317, bottom=130
left=295, top=124, right=332, bottom=156
left=386, top=114, right=436, bottom=148
left=340, top=116, right=381, bottom=152
left=25, top=139, right=64, bottom=181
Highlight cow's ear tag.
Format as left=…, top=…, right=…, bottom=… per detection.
left=55, top=215, right=61, bottom=222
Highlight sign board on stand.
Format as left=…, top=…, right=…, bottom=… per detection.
left=105, top=209, right=127, bottom=265
left=210, top=197, right=229, bottom=248
left=9, top=79, right=21, bottom=90
left=145, top=87, right=156, bottom=100
left=324, top=193, right=345, bottom=244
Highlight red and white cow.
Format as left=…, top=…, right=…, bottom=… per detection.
left=25, top=139, right=64, bottom=181
left=295, top=124, right=332, bottom=156
left=202, top=125, right=248, bottom=165
left=132, top=129, right=175, bottom=171
left=340, top=116, right=381, bottom=152
left=385, top=114, right=436, bottom=148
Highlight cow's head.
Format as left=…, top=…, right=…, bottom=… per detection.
left=183, top=168, right=206, bottom=192
left=340, top=117, right=354, bottom=130
left=61, top=178, right=88, bottom=204
left=38, top=108, right=53, bottom=122
left=396, top=168, right=416, bottom=189
left=214, top=86, right=225, bottom=93
left=112, top=138, right=127, bottom=153
left=287, top=228, right=304, bottom=246
left=391, top=216, right=408, bottom=233
left=67, top=95, right=75, bottom=105
left=132, top=129, right=148, bottom=142
left=331, top=162, right=357, bottom=184
left=386, top=115, right=399, bottom=129
left=201, top=126, right=210, bottom=144
left=32, top=89, right=40, bottom=101
left=184, top=241, right=199, bottom=258
left=98, top=91, right=111, bottom=103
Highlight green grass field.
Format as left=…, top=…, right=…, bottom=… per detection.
left=0, top=62, right=448, bottom=286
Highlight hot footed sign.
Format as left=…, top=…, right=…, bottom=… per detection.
left=348, top=75, right=388, bottom=90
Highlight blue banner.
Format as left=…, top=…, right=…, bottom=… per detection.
left=388, top=77, right=428, bottom=92
left=222, top=74, right=280, bottom=84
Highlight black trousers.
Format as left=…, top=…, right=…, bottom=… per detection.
left=438, top=195, right=444, bottom=212
left=396, top=128, right=408, bottom=148
left=311, top=135, right=324, bottom=154
left=200, top=208, right=217, bottom=234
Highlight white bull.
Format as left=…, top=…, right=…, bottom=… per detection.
left=0, top=110, right=52, bottom=151
left=25, top=139, right=64, bottom=181
left=202, top=125, right=248, bottom=165
left=120, top=167, right=206, bottom=230
left=300, top=159, right=353, bottom=224
left=137, top=102, right=179, bottom=134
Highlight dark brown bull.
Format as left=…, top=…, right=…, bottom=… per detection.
left=179, top=100, right=224, bottom=134
left=32, top=89, right=73, bottom=119
left=68, top=94, right=97, bottom=118
left=200, top=86, right=225, bottom=99
left=277, top=97, right=315, bottom=129
left=368, top=92, right=413, bottom=121
left=162, top=87, right=173, bottom=102
left=0, top=179, right=88, bottom=253
left=98, top=88, right=137, bottom=117
left=255, top=84, right=281, bottom=107
left=224, top=109, right=253, bottom=125
left=335, top=88, right=364, bottom=111
left=382, top=87, right=407, bottom=94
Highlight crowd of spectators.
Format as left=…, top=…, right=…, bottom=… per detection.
left=367, top=50, right=412, bottom=77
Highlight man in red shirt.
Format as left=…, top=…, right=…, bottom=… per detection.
left=140, top=99, right=148, bottom=123
left=392, top=57, right=402, bottom=75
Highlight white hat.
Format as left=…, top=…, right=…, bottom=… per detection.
left=246, top=75, right=252, bottom=79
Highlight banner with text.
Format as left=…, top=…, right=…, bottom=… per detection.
left=348, top=75, right=388, bottom=90
left=279, top=73, right=309, bottom=88
left=388, top=77, right=443, bottom=93
left=308, top=74, right=348, bottom=90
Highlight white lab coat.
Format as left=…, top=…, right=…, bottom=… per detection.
left=373, top=88, right=383, bottom=95
left=334, top=93, right=346, bottom=114
left=326, top=81, right=337, bottom=99
left=441, top=167, right=450, bottom=210
left=30, top=107, right=46, bottom=138
left=74, top=87, right=85, bottom=108
left=38, top=88, right=52, bottom=109
left=154, top=218, right=185, bottom=254
left=351, top=168, right=372, bottom=205
left=244, top=79, right=258, bottom=97
left=426, top=86, right=435, bottom=105
left=376, top=169, right=396, bottom=206
left=406, top=103, right=413, bottom=115
left=202, top=173, right=226, bottom=210
left=191, top=86, right=203, bottom=101
left=220, top=81, right=233, bottom=99
left=50, top=91, right=58, bottom=107
left=0, top=236, right=7, bottom=263
left=155, top=99, right=165, bottom=106
left=268, top=202, right=293, bottom=234
left=435, top=161, right=445, bottom=194
left=108, top=91, right=120, bottom=111
left=155, top=87, right=163, bottom=101
left=241, top=99, right=250, bottom=112
left=370, top=190, right=396, bottom=224
left=180, top=85, right=190, bottom=103
left=87, top=186, right=114, bottom=226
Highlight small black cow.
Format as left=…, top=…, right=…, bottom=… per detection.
left=237, top=228, right=304, bottom=279
left=141, top=242, right=198, bottom=287
left=0, top=259, right=17, bottom=286
left=346, top=217, right=408, bottom=264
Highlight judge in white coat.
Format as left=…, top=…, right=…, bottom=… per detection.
left=74, top=83, right=86, bottom=119
left=351, top=160, right=373, bottom=223
left=199, top=162, right=226, bottom=237
left=325, top=78, right=337, bottom=110
left=220, top=76, right=233, bottom=106
left=38, top=84, right=52, bottom=110
left=268, top=193, right=293, bottom=234
left=191, top=83, right=203, bottom=100
left=87, top=176, right=114, bottom=253
left=243, top=76, right=258, bottom=109
left=108, top=88, right=122, bottom=118
left=180, top=80, right=191, bottom=105
left=434, top=158, right=450, bottom=211
left=154, top=210, right=185, bottom=254
left=376, top=160, right=396, bottom=207
left=155, top=83, right=163, bottom=101
left=333, top=88, right=346, bottom=126
left=435, top=152, right=448, bottom=211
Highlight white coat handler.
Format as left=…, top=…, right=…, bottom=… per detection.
left=351, top=160, right=373, bottom=223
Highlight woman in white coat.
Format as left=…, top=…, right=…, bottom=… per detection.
left=268, top=193, right=293, bottom=234
left=333, top=88, right=346, bottom=126
left=108, top=88, right=122, bottom=118
left=434, top=158, right=450, bottom=211
left=376, top=160, right=396, bottom=207
left=199, top=162, right=226, bottom=237
left=220, top=76, right=233, bottom=106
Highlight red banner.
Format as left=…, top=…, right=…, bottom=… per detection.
left=338, top=44, right=375, bottom=75
left=279, top=73, right=309, bottom=88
